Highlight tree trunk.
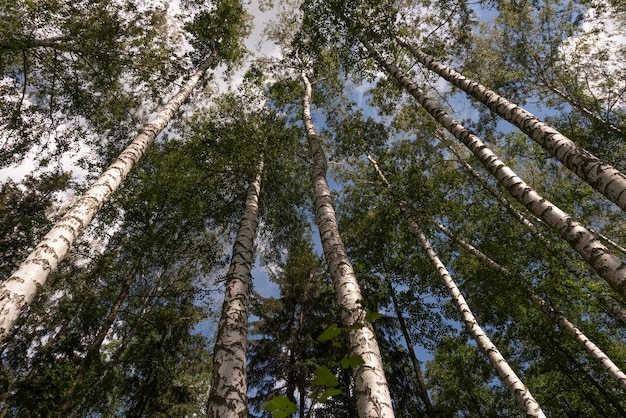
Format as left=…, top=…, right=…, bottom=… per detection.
left=207, top=158, right=264, bottom=418
left=397, top=37, right=626, bottom=210
left=435, top=222, right=626, bottom=391
left=449, top=145, right=626, bottom=324
left=385, top=277, right=433, bottom=413
left=300, top=71, right=395, bottom=418
left=361, top=37, right=626, bottom=300
left=365, top=152, right=545, bottom=417
left=0, top=53, right=216, bottom=342
left=58, top=264, right=137, bottom=414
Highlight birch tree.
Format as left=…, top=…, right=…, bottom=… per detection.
left=207, top=158, right=263, bottom=418
left=301, top=71, right=395, bottom=418
left=0, top=55, right=214, bottom=342
left=363, top=148, right=545, bottom=417
left=0, top=0, right=250, bottom=342
left=396, top=37, right=626, bottom=211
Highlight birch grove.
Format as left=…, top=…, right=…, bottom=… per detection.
left=2, top=0, right=626, bottom=415
left=396, top=37, right=626, bottom=211
left=360, top=37, right=626, bottom=300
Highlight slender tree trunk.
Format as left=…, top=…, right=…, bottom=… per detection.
left=449, top=145, right=626, bottom=324
left=361, top=37, right=626, bottom=300
left=300, top=72, right=394, bottom=418
left=0, top=53, right=216, bottom=342
left=58, top=264, right=137, bottom=413
left=415, top=228, right=545, bottom=417
left=435, top=222, right=626, bottom=391
left=396, top=37, right=626, bottom=210
left=365, top=153, right=545, bottom=417
left=384, top=277, right=433, bottom=413
left=207, top=158, right=264, bottom=418
left=536, top=76, right=624, bottom=137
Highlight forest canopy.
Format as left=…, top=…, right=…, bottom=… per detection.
left=0, top=0, right=625, bottom=417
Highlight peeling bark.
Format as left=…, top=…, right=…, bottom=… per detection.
left=361, top=37, right=626, bottom=300
left=0, top=53, right=216, bottom=342
left=207, top=158, right=264, bottom=418
left=397, top=37, right=626, bottom=210
left=301, top=72, right=394, bottom=418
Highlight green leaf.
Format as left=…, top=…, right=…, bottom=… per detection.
left=340, top=353, right=365, bottom=369
left=317, top=323, right=341, bottom=342
left=365, top=312, right=383, bottom=323
left=262, top=395, right=298, bottom=418
left=311, top=366, right=339, bottom=388
left=319, top=387, right=342, bottom=403
left=351, top=321, right=364, bottom=330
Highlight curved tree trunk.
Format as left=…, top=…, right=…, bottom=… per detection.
left=0, top=53, right=217, bottom=342
left=301, top=72, right=395, bottom=418
left=207, top=158, right=264, bottom=418
left=365, top=152, right=545, bottom=417
left=435, top=222, right=626, bottom=391
left=397, top=37, right=626, bottom=210
left=360, top=37, right=626, bottom=300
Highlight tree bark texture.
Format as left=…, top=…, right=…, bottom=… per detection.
left=397, top=37, right=626, bottom=210
left=207, top=158, right=264, bottom=418
left=365, top=153, right=545, bottom=417
left=361, top=37, right=626, bottom=300
left=0, top=54, right=216, bottom=342
left=301, top=72, right=395, bottom=418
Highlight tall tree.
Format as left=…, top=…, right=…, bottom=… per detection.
left=207, top=157, right=264, bottom=418
left=301, top=71, right=395, bottom=417
left=0, top=0, right=251, bottom=342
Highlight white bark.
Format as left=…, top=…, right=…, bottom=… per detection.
left=415, top=229, right=545, bottom=418
left=398, top=37, right=626, bottom=211
left=207, top=158, right=264, bottom=418
left=365, top=153, right=545, bottom=417
left=361, top=37, right=626, bottom=300
left=449, top=145, right=626, bottom=324
left=436, top=222, right=626, bottom=391
left=0, top=55, right=216, bottom=341
left=301, top=72, right=395, bottom=418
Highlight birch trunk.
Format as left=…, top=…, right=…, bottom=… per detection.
left=300, top=72, right=395, bottom=418
left=361, top=37, right=626, bottom=300
left=207, top=158, right=264, bottom=418
left=449, top=146, right=626, bottom=323
left=365, top=153, right=545, bottom=417
left=414, top=228, right=545, bottom=417
left=397, top=37, right=626, bottom=210
left=0, top=54, right=216, bottom=342
left=435, top=222, right=626, bottom=391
